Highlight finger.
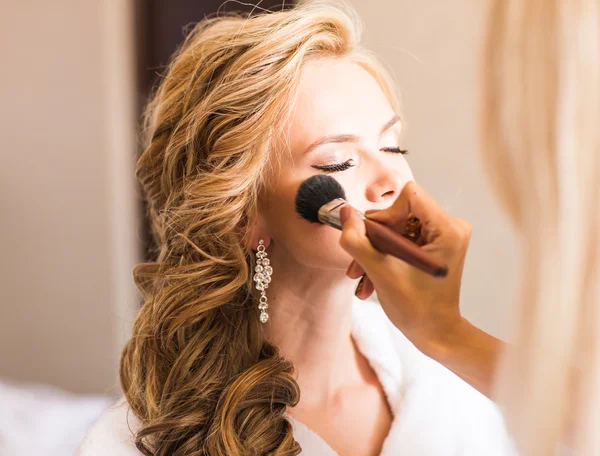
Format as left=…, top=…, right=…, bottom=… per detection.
left=366, top=181, right=449, bottom=226
left=341, top=207, right=409, bottom=289
left=340, top=205, right=366, bottom=234
left=364, top=183, right=416, bottom=234
left=346, top=259, right=365, bottom=279
left=360, top=275, right=375, bottom=299
left=400, top=181, right=451, bottom=226
left=354, top=274, right=374, bottom=300
left=366, top=182, right=452, bottom=244
left=449, top=217, right=473, bottom=253
left=341, top=212, right=418, bottom=298
left=453, top=218, right=473, bottom=241
left=339, top=206, right=385, bottom=270
left=366, top=208, right=421, bottom=245
left=364, top=202, right=407, bottom=231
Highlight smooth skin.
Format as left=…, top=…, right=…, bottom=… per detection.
left=339, top=183, right=581, bottom=446
left=340, top=183, right=504, bottom=398
left=249, top=57, right=413, bottom=456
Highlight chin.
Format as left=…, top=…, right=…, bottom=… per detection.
left=297, top=246, right=354, bottom=271
left=324, top=247, right=355, bottom=270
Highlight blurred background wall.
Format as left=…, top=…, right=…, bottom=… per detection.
left=0, top=0, right=139, bottom=395
left=0, top=0, right=516, bottom=395
left=350, top=0, right=518, bottom=341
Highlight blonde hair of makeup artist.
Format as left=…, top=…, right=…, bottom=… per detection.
left=483, top=0, right=600, bottom=453
left=120, top=2, right=400, bottom=455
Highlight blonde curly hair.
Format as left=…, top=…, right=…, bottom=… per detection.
left=120, top=2, right=400, bottom=454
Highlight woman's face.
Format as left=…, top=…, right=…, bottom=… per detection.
left=260, top=58, right=414, bottom=270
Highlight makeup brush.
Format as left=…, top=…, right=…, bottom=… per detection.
left=295, top=175, right=449, bottom=278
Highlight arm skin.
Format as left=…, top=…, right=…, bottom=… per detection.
left=416, top=318, right=580, bottom=447
left=418, top=318, right=504, bottom=400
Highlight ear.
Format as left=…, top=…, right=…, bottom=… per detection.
left=245, top=214, right=272, bottom=250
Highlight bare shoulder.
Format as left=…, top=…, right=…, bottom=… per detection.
left=76, top=398, right=142, bottom=456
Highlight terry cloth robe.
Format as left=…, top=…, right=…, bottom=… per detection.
left=78, top=298, right=517, bottom=456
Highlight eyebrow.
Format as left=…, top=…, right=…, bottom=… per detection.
left=302, top=114, right=401, bottom=156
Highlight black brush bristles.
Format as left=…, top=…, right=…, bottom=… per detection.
left=295, top=175, right=347, bottom=224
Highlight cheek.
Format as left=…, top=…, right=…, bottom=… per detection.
left=265, top=186, right=353, bottom=270
left=293, top=222, right=352, bottom=269
left=403, top=160, right=415, bottom=182
left=338, top=158, right=415, bottom=207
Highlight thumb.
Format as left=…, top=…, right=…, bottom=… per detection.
left=339, top=206, right=384, bottom=269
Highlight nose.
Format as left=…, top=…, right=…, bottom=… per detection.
left=364, top=157, right=405, bottom=204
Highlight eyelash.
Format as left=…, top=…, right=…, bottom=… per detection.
left=312, top=147, right=409, bottom=173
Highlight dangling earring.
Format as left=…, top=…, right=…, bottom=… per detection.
left=254, top=239, right=272, bottom=323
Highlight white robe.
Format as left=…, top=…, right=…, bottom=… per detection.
left=78, top=298, right=517, bottom=455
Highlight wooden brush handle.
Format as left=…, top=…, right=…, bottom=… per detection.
left=363, top=218, right=448, bottom=278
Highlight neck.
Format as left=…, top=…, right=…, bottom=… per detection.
left=262, top=250, right=360, bottom=404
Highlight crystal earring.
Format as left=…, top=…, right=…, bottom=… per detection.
left=254, top=239, right=272, bottom=323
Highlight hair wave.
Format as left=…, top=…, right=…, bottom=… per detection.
left=119, top=3, right=400, bottom=455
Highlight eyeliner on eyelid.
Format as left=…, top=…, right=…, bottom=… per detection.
left=311, top=148, right=409, bottom=173
left=381, top=147, right=409, bottom=154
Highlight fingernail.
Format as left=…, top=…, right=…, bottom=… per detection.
left=355, top=275, right=366, bottom=296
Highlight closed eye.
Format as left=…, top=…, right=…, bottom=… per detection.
left=381, top=147, right=409, bottom=154
left=312, top=159, right=355, bottom=173
left=312, top=147, right=409, bottom=173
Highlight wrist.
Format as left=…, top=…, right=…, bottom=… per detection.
left=414, top=317, right=472, bottom=362
left=415, top=317, right=503, bottom=399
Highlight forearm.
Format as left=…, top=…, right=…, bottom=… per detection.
left=419, top=318, right=506, bottom=399
left=418, top=319, right=581, bottom=447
